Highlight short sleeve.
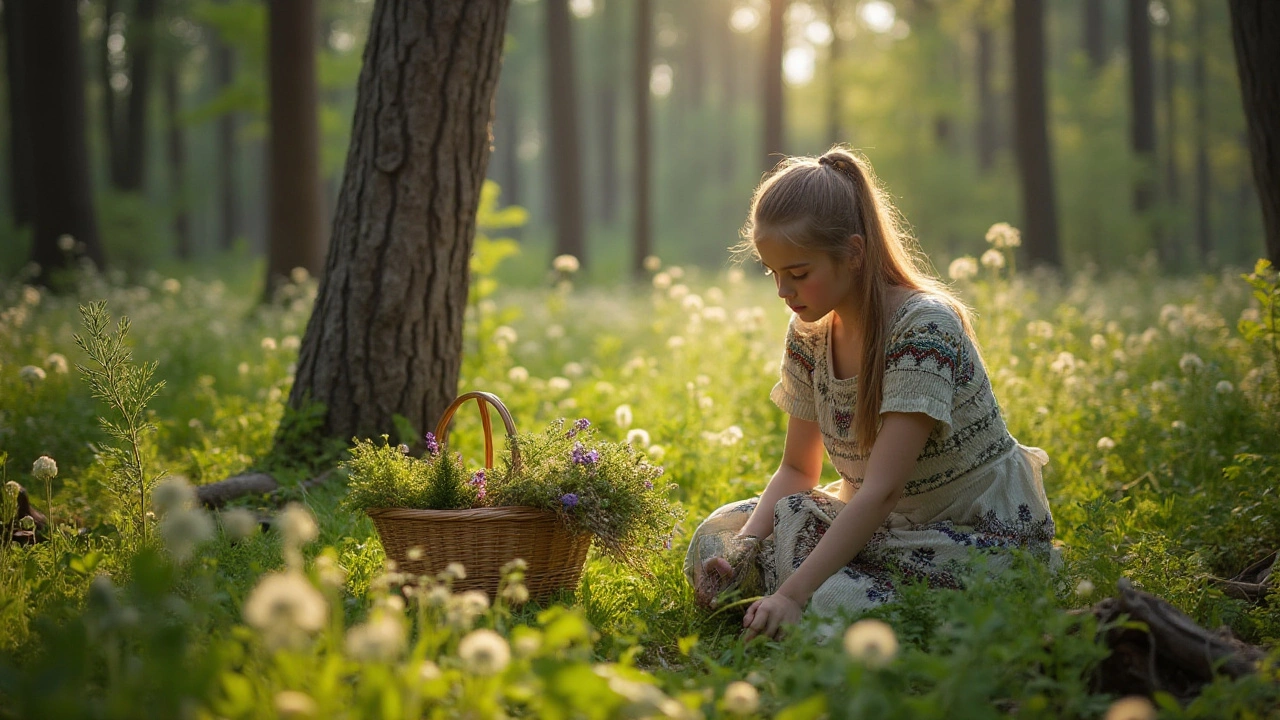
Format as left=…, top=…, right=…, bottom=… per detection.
left=881, top=304, right=973, bottom=436
left=769, top=316, right=819, bottom=422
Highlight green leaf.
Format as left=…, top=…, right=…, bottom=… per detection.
left=68, top=551, right=104, bottom=576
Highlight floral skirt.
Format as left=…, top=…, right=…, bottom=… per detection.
left=684, top=477, right=1056, bottom=617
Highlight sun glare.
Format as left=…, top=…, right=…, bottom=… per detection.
left=859, top=0, right=896, bottom=34
left=730, top=6, right=761, bottom=34
left=783, top=46, right=816, bottom=87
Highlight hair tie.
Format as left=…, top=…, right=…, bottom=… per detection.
left=818, top=153, right=859, bottom=183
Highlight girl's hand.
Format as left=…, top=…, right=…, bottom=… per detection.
left=742, top=593, right=803, bottom=641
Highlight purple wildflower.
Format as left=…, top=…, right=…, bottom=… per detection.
left=470, top=469, right=486, bottom=486
left=644, top=480, right=654, bottom=490
left=570, top=442, right=599, bottom=465
left=424, top=432, right=440, bottom=456
left=560, top=493, right=579, bottom=508
left=566, top=417, right=591, bottom=438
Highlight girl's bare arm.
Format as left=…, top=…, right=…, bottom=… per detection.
left=737, top=415, right=826, bottom=539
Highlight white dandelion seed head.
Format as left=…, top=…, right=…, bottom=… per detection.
left=57, top=234, right=76, bottom=252
left=237, top=362, right=250, bottom=375
left=668, top=284, right=690, bottom=301
left=552, top=254, right=580, bottom=273
left=548, top=376, right=572, bottom=393
left=1215, top=380, right=1234, bottom=394
left=626, top=428, right=651, bottom=449
left=508, top=366, right=530, bottom=383
left=643, top=255, right=662, bottom=272
left=281, top=335, right=301, bottom=351
left=1096, top=436, right=1117, bottom=451
left=720, top=425, right=744, bottom=446
left=614, top=403, right=634, bottom=429
left=160, top=507, right=216, bottom=562
left=947, top=257, right=978, bottom=281
left=513, top=630, right=541, bottom=657
left=546, top=324, right=566, bottom=339
left=153, top=475, right=195, bottom=514
left=843, top=618, right=899, bottom=667
left=727, top=267, right=745, bottom=284
left=1050, top=351, right=1077, bottom=375
left=722, top=681, right=760, bottom=716
left=345, top=613, right=406, bottom=662
left=289, top=267, right=311, bottom=284
left=1090, top=334, right=1107, bottom=352
left=562, top=362, right=584, bottom=378
left=702, top=306, right=727, bottom=323
left=31, top=455, right=58, bottom=481
left=314, top=554, right=347, bottom=588
left=243, top=571, right=328, bottom=649
left=666, top=336, right=686, bottom=350
left=1103, top=696, right=1156, bottom=720
left=445, top=590, right=490, bottom=629
left=985, top=222, right=1021, bottom=249
left=273, top=691, right=317, bottom=719
left=980, top=249, right=1005, bottom=270
left=501, top=582, right=529, bottom=604
left=681, top=293, right=704, bottom=311
left=19, top=365, right=46, bottom=384
left=418, top=660, right=442, bottom=682
left=458, top=628, right=510, bottom=676
left=220, top=507, right=259, bottom=541
left=441, top=562, right=468, bottom=582
left=43, top=353, right=68, bottom=374
left=652, top=272, right=673, bottom=290
left=1075, top=578, right=1096, bottom=597
left=1159, top=304, right=1181, bottom=326
left=278, top=503, right=319, bottom=550
left=1178, top=353, right=1205, bottom=374
left=667, top=265, right=685, bottom=279
left=1171, top=420, right=1186, bottom=432
left=699, top=396, right=714, bottom=410
left=493, top=325, right=518, bottom=349
left=261, top=337, right=278, bottom=351
left=161, top=278, right=181, bottom=295
left=646, top=444, right=666, bottom=462
left=705, top=286, right=725, bottom=304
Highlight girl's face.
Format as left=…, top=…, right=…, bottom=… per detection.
left=754, top=233, right=859, bottom=323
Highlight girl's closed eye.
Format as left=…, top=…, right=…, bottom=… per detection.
left=790, top=272, right=808, bottom=280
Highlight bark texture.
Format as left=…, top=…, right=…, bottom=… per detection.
left=1013, top=0, right=1061, bottom=267
left=286, top=0, right=510, bottom=445
left=1193, top=1, right=1211, bottom=262
left=544, top=0, right=586, bottom=264
left=632, top=0, right=652, bottom=277
left=1228, top=0, right=1280, bottom=264
left=213, top=6, right=239, bottom=251
left=3, top=0, right=34, bottom=227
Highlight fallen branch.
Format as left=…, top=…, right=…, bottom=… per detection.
left=195, top=469, right=339, bottom=508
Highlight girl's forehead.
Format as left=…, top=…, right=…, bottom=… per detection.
left=754, top=234, right=820, bottom=265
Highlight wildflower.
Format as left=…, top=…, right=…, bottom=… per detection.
left=667, top=336, right=686, bottom=349
left=424, top=432, right=440, bottom=455
left=418, top=660, right=442, bottom=681
left=702, top=306, right=728, bottom=323
left=546, top=324, right=566, bottom=339
left=682, top=293, right=704, bottom=311
left=282, top=335, right=301, bottom=351
left=561, top=493, right=580, bottom=508
left=647, top=445, right=667, bottom=462
left=493, top=325, right=518, bottom=347
left=470, top=470, right=487, bottom=501
left=720, top=426, right=744, bottom=446
left=278, top=503, right=319, bottom=548
left=314, top=554, right=347, bottom=588
left=1215, top=380, right=1234, bottom=394
left=626, top=429, right=651, bottom=449
left=1170, top=420, right=1186, bottom=432
left=668, top=284, right=690, bottom=301
left=1090, top=334, right=1107, bottom=351
left=570, top=443, right=599, bottom=465
left=1149, top=380, right=1168, bottom=393
left=458, top=628, right=510, bottom=676
left=727, top=267, right=745, bottom=284
left=1050, top=351, right=1077, bottom=374
left=220, top=508, right=259, bottom=541
left=44, top=353, right=68, bottom=374
left=501, top=582, right=529, bottom=604
left=508, top=366, right=530, bottom=383
left=31, top=456, right=57, bottom=481
left=441, top=562, right=468, bottom=581
left=290, top=267, right=311, bottom=284
left=261, top=337, right=277, bottom=351
left=699, top=396, right=715, bottom=410
left=243, top=571, right=328, bottom=650
left=552, top=254, right=580, bottom=273
left=643, top=255, right=662, bottom=272
left=57, top=234, right=76, bottom=252
left=980, top=249, right=1005, bottom=270
left=722, top=681, right=760, bottom=716
left=345, top=614, right=406, bottom=662
left=1075, top=579, right=1096, bottom=597
left=397, top=443, right=410, bottom=455
left=652, top=272, right=673, bottom=290
left=562, top=362, right=584, bottom=378
left=446, top=590, right=489, bottom=628
left=274, top=691, right=317, bottom=719
left=19, top=365, right=45, bottom=384
left=843, top=618, right=898, bottom=667
left=513, top=630, right=541, bottom=657
left=161, top=507, right=216, bottom=563
left=548, top=376, right=572, bottom=393
left=614, top=404, right=634, bottom=429
left=1026, top=320, right=1054, bottom=340
left=985, top=222, right=1021, bottom=249
left=947, top=257, right=978, bottom=281
left=566, top=417, right=591, bottom=438
left=1096, top=437, right=1117, bottom=451
left=1178, top=353, right=1205, bottom=374
left=1104, top=696, right=1156, bottom=720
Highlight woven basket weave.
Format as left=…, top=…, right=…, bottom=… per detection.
left=366, top=391, right=591, bottom=601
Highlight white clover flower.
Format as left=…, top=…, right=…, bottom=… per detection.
left=493, top=325, right=518, bottom=347
left=699, top=396, right=714, bottom=410
left=626, top=429, right=651, bottom=449
left=1050, top=351, right=1077, bottom=375
left=1178, top=353, right=1204, bottom=374
left=273, top=691, right=317, bottom=719
left=1075, top=578, right=1096, bottom=597
left=980, top=248, right=1005, bottom=270
left=1215, top=380, right=1234, bottom=394
left=220, top=508, right=259, bottom=541
left=548, top=376, right=572, bottom=393
left=552, top=254, right=580, bottom=273
left=681, top=293, right=704, bottom=311
left=1096, top=436, right=1117, bottom=451
left=244, top=571, right=328, bottom=649
left=843, top=618, right=898, bottom=667
left=508, top=366, right=530, bottom=383
left=1090, top=334, right=1107, bottom=352
left=153, top=475, right=195, bottom=514
left=643, top=255, right=662, bottom=272
left=1026, top=320, right=1054, bottom=340
left=31, top=455, right=57, bottom=481
left=722, top=681, right=760, bottom=716
left=562, top=362, right=584, bottom=378
left=646, top=445, right=666, bottom=462
left=57, top=234, right=76, bottom=252
left=442, top=562, right=468, bottom=581
left=458, top=628, right=510, bottom=676
left=282, top=335, right=301, bottom=351
left=43, top=353, right=68, bottom=374
left=1104, top=696, right=1156, bottom=720
left=261, top=337, right=278, bottom=351
left=19, top=365, right=46, bottom=384
left=345, top=614, right=406, bottom=662
left=161, top=507, right=216, bottom=562
left=161, top=278, right=181, bottom=295
left=546, top=324, right=565, bottom=339
left=668, top=284, right=690, bottom=300
left=614, top=404, right=634, bottom=429
left=666, top=336, right=686, bottom=350
left=702, top=306, right=727, bottom=323
left=652, top=272, right=673, bottom=290
left=947, top=257, right=978, bottom=281
left=720, top=425, right=744, bottom=446
left=314, top=554, right=347, bottom=589
left=985, top=222, right=1021, bottom=248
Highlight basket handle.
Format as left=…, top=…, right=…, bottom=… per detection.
left=433, top=391, right=521, bottom=473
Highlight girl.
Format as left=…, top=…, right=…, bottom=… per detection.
left=685, top=149, right=1056, bottom=642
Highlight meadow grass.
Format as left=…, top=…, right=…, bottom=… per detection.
left=0, top=250, right=1278, bottom=718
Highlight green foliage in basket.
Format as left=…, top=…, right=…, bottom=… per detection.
left=340, top=435, right=481, bottom=512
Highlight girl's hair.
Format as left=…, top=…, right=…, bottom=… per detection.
left=737, top=147, right=976, bottom=454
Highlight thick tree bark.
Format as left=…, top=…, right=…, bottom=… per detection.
left=633, top=0, right=652, bottom=277
left=1084, top=0, right=1106, bottom=70
left=763, top=0, right=786, bottom=172
left=1161, top=9, right=1181, bottom=263
left=597, top=0, right=618, bottom=225
left=1228, top=0, right=1280, bottom=264
left=23, top=0, right=105, bottom=278
left=286, top=0, right=510, bottom=445
left=975, top=17, right=996, bottom=172
left=1013, top=0, right=1060, bottom=268
left=544, top=0, right=586, bottom=265
left=212, top=10, right=239, bottom=251
left=117, top=0, right=159, bottom=192
left=1193, top=1, right=1211, bottom=262
left=3, top=0, right=34, bottom=227
left=165, top=57, right=191, bottom=259
left=265, top=0, right=325, bottom=295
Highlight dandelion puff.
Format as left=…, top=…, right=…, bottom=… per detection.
left=843, top=619, right=898, bottom=667
left=980, top=249, right=1005, bottom=270
left=1215, top=380, right=1234, bottom=394
left=494, top=325, right=518, bottom=346
left=626, top=428, right=651, bottom=449
left=652, top=272, right=673, bottom=290
left=220, top=507, right=259, bottom=541
left=501, top=582, right=529, bottom=605
left=1090, top=334, right=1107, bottom=352
left=1104, top=696, right=1156, bottom=720
left=153, top=475, right=195, bottom=514
left=160, top=508, right=215, bottom=563
left=19, top=365, right=46, bottom=384
left=546, top=324, right=566, bottom=339
left=720, top=425, right=744, bottom=446
left=442, top=562, right=468, bottom=582
left=31, top=455, right=57, bottom=481
left=1075, top=579, right=1096, bottom=596
left=614, top=403, right=633, bottom=429
left=985, top=222, right=1021, bottom=249
left=243, top=571, right=328, bottom=650
left=1096, top=436, right=1116, bottom=451
left=548, top=376, right=572, bottom=393
left=562, top=362, right=584, bottom=377
left=314, top=554, right=347, bottom=589
left=345, top=614, right=406, bottom=662
left=419, top=660, right=442, bottom=682
left=722, top=681, right=760, bottom=716
left=458, top=628, right=510, bottom=676
left=43, top=353, right=68, bottom=374
left=1178, top=353, right=1204, bottom=375
left=261, top=337, right=278, bottom=351
left=666, top=336, right=686, bottom=350
left=274, top=691, right=317, bottom=719
left=643, top=255, right=662, bottom=272
left=947, top=257, right=978, bottom=281
left=278, top=503, right=319, bottom=548
left=57, top=234, right=76, bottom=252
left=552, top=254, right=580, bottom=273
left=647, top=445, right=666, bottom=463
left=508, top=366, right=530, bottom=383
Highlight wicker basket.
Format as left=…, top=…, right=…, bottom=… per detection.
left=366, top=391, right=591, bottom=601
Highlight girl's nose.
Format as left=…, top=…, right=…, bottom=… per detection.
left=776, top=278, right=793, bottom=300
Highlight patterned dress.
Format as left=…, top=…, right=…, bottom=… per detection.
left=685, top=293, right=1056, bottom=615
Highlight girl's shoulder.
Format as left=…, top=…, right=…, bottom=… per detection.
left=892, top=292, right=964, bottom=333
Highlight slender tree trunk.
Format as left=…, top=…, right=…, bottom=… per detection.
left=102, top=0, right=121, bottom=184
left=3, top=0, right=34, bottom=227
left=1161, top=8, right=1181, bottom=264
left=1084, top=0, right=1106, bottom=70
left=824, top=0, right=842, bottom=147
left=763, top=0, right=786, bottom=172
left=544, top=0, right=586, bottom=265
left=118, top=0, right=159, bottom=192
left=165, top=56, right=190, bottom=259
left=1193, top=0, right=1211, bottom=263
left=213, top=9, right=238, bottom=251
left=265, top=0, right=325, bottom=295
left=286, top=0, right=511, bottom=445
left=495, top=80, right=521, bottom=210
left=1013, top=0, right=1060, bottom=268
left=598, top=0, right=618, bottom=225
left=1228, top=0, right=1280, bottom=264
left=976, top=15, right=996, bottom=173
left=1128, top=0, right=1159, bottom=258
left=633, top=0, right=652, bottom=277
left=23, top=0, right=105, bottom=279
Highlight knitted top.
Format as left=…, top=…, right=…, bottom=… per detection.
left=770, top=293, right=1017, bottom=497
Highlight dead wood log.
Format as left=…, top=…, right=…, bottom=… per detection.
left=1090, top=578, right=1267, bottom=701
left=1210, top=550, right=1276, bottom=603
left=196, top=468, right=339, bottom=508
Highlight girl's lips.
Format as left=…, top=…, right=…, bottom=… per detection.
left=789, top=305, right=806, bottom=312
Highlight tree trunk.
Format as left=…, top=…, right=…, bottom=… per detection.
left=1228, top=0, right=1280, bottom=264
left=164, top=55, right=191, bottom=259
left=633, top=0, right=652, bottom=277
left=824, top=0, right=842, bottom=148
left=286, top=0, right=510, bottom=445
left=1128, top=0, right=1159, bottom=257
left=975, top=12, right=996, bottom=173
left=544, top=0, right=586, bottom=265
left=1161, top=8, right=1181, bottom=265
left=101, top=0, right=120, bottom=185
left=117, top=0, right=159, bottom=192
left=213, top=7, right=239, bottom=251
left=3, top=0, right=34, bottom=227
left=265, top=0, right=325, bottom=296
left=1193, top=0, right=1211, bottom=263
left=1084, top=0, right=1106, bottom=70
left=495, top=80, right=521, bottom=210
left=23, top=0, right=106, bottom=279
left=763, top=0, right=786, bottom=173
left=598, top=0, right=618, bottom=225
left=1013, top=0, right=1060, bottom=268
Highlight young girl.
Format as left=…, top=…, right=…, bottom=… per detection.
left=685, top=149, right=1056, bottom=641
